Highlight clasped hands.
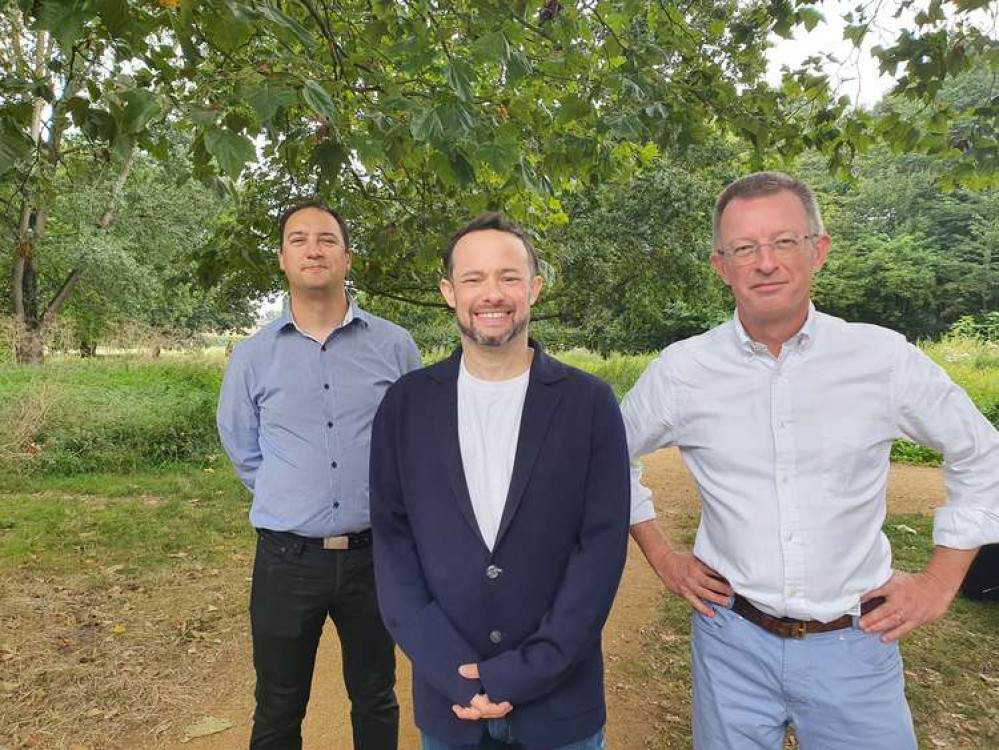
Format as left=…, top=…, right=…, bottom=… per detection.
left=451, top=663, right=512, bottom=721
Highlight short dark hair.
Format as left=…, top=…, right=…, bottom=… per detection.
left=443, top=212, right=538, bottom=277
left=278, top=199, right=350, bottom=251
left=713, top=171, right=824, bottom=249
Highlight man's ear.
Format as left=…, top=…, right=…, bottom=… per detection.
left=529, top=274, right=543, bottom=305
left=709, top=253, right=732, bottom=287
left=810, top=234, right=831, bottom=273
left=439, top=276, right=457, bottom=309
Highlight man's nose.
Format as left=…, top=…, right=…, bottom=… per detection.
left=481, top=276, right=503, bottom=299
left=754, top=244, right=779, bottom=272
left=304, top=237, right=324, bottom=256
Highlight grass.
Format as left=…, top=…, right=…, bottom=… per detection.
left=0, top=465, right=255, bottom=749
left=0, top=465, right=252, bottom=574
left=0, top=354, right=225, bottom=476
left=1, top=338, right=995, bottom=477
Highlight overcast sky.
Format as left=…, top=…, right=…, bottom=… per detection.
left=767, top=0, right=999, bottom=108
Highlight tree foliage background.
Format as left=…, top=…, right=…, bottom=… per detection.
left=1, top=0, right=997, bottom=360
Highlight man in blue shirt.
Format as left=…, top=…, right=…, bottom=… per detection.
left=217, top=200, right=421, bottom=750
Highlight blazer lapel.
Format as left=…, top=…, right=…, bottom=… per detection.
left=433, top=351, right=489, bottom=549
left=493, top=355, right=563, bottom=548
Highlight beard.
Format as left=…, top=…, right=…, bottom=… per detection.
left=456, top=310, right=529, bottom=348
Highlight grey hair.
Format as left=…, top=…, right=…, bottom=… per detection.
left=712, top=171, right=824, bottom=249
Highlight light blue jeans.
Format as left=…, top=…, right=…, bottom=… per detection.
left=420, top=720, right=604, bottom=749
left=691, top=601, right=917, bottom=749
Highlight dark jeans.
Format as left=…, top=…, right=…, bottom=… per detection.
left=249, top=530, right=399, bottom=750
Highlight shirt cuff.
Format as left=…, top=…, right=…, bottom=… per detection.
left=630, top=493, right=656, bottom=526
left=933, top=506, right=999, bottom=549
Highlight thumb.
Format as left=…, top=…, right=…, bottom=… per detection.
left=458, top=663, right=480, bottom=679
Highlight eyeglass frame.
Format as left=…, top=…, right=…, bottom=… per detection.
left=714, top=233, right=821, bottom=266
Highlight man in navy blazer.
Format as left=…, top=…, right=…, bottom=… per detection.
left=370, top=213, right=630, bottom=749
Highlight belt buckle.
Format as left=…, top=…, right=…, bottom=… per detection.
left=790, top=621, right=808, bottom=639
left=322, top=535, right=349, bottom=550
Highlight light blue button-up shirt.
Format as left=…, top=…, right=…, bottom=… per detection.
left=217, top=299, right=421, bottom=537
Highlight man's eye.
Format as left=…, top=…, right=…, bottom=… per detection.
left=731, top=244, right=755, bottom=256
left=503, top=276, right=520, bottom=283
left=774, top=238, right=799, bottom=250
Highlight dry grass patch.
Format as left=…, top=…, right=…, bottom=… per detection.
left=0, top=557, right=250, bottom=749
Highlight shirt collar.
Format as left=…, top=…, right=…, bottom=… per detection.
left=276, top=293, right=369, bottom=336
left=732, top=301, right=816, bottom=355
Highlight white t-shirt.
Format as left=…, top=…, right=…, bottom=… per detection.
left=457, top=358, right=531, bottom=551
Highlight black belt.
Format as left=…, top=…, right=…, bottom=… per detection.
left=258, top=528, right=372, bottom=550
left=732, top=594, right=885, bottom=639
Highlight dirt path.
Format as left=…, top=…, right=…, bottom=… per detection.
left=145, top=450, right=945, bottom=750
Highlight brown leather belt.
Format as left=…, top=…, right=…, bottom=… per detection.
left=732, top=594, right=885, bottom=639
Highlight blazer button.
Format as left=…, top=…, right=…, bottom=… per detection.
left=489, top=630, right=503, bottom=644
left=486, top=565, right=502, bottom=580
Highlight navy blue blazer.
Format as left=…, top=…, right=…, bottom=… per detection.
left=370, top=344, right=630, bottom=749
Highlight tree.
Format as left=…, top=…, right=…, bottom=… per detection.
left=3, top=0, right=996, bottom=362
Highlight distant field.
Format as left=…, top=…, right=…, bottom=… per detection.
left=0, top=338, right=996, bottom=477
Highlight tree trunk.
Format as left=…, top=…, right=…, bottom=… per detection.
left=14, top=322, right=44, bottom=365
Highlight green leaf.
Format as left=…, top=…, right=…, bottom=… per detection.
left=476, top=139, right=520, bottom=173
left=555, top=94, right=592, bottom=124
left=300, top=80, right=337, bottom=121
left=843, top=23, right=868, bottom=48
left=203, top=127, right=255, bottom=178
left=951, top=0, right=993, bottom=9
left=188, top=105, right=219, bottom=127
left=506, top=48, right=533, bottom=83
left=475, top=31, right=511, bottom=63
left=82, top=108, right=118, bottom=142
left=120, top=89, right=162, bottom=134
left=97, top=0, right=129, bottom=38
left=312, top=140, right=349, bottom=181
left=113, top=133, right=135, bottom=161
left=257, top=3, right=314, bottom=48
left=437, top=102, right=475, bottom=140
left=202, top=6, right=254, bottom=52
left=0, top=119, right=33, bottom=175
left=448, top=149, right=475, bottom=185
left=35, top=0, right=94, bottom=51
left=410, top=107, right=445, bottom=142
left=245, top=83, right=299, bottom=122
left=444, top=59, right=477, bottom=102
left=796, top=7, right=824, bottom=32
left=65, top=96, right=90, bottom=126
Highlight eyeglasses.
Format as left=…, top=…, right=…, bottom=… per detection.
left=716, top=234, right=819, bottom=266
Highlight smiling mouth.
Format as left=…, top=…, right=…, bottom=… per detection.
left=473, top=310, right=512, bottom=322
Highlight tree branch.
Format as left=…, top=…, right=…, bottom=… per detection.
left=40, top=268, right=82, bottom=328
left=95, top=152, right=135, bottom=230
left=357, top=284, right=450, bottom=309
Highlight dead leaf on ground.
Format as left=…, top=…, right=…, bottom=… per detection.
left=180, top=716, right=234, bottom=742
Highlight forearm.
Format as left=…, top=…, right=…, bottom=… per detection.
left=921, top=545, right=979, bottom=595
left=631, top=519, right=677, bottom=567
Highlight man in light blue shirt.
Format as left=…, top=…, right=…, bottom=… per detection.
left=217, top=199, right=421, bottom=750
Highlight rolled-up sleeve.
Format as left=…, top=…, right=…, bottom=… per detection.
left=892, top=341, right=999, bottom=549
left=619, top=351, right=678, bottom=526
